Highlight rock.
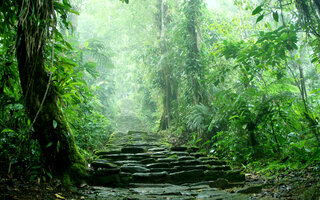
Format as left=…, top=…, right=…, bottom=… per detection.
left=127, top=153, right=151, bottom=160
left=131, top=185, right=189, bottom=196
left=91, top=160, right=118, bottom=169
left=92, top=167, right=120, bottom=175
left=121, top=165, right=150, bottom=173
left=190, top=152, right=207, bottom=158
left=171, top=160, right=200, bottom=166
left=178, top=156, right=195, bottom=161
left=149, top=147, right=166, bottom=152
left=119, top=172, right=132, bottom=187
left=140, top=158, right=156, bottom=164
left=209, top=178, right=230, bottom=189
left=173, top=165, right=209, bottom=171
left=115, top=160, right=140, bottom=165
left=95, top=150, right=121, bottom=156
left=209, top=165, right=231, bottom=171
left=151, top=151, right=170, bottom=157
left=121, top=147, right=146, bottom=153
left=237, top=184, right=263, bottom=194
left=169, top=151, right=189, bottom=156
left=200, top=159, right=227, bottom=165
left=157, top=158, right=177, bottom=163
left=132, top=172, right=169, bottom=183
left=146, top=163, right=170, bottom=168
left=170, top=169, right=204, bottom=184
left=171, top=146, right=188, bottom=151
left=100, top=154, right=127, bottom=161
left=129, top=183, right=173, bottom=188
left=91, top=174, right=120, bottom=186
left=204, top=170, right=225, bottom=181
left=149, top=168, right=174, bottom=173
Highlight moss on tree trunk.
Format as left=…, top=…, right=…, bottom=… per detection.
left=16, top=0, right=86, bottom=185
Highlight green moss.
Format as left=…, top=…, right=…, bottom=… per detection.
left=62, top=161, right=88, bottom=186
left=304, top=183, right=320, bottom=199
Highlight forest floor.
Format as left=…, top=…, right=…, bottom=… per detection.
left=2, top=109, right=319, bottom=200
left=0, top=167, right=320, bottom=200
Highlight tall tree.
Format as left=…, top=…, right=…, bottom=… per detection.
left=158, top=0, right=178, bottom=130
left=183, top=0, right=206, bottom=105
left=15, top=0, right=86, bottom=182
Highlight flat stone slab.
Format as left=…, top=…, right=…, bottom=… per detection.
left=115, top=160, right=140, bottom=165
left=171, top=160, right=200, bottom=166
left=201, top=159, right=227, bottom=165
left=190, top=152, right=207, bottom=158
left=133, top=172, right=169, bottom=183
left=173, top=165, right=210, bottom=171
left=99, top=154, right=127, bottom=160
left=170, top=169, right=204, bottom=184
left=82, top=184, right=249, bottom=200
left=92, top=167, right=120, bottom=175
left=149, top=147, right=166, bottom=152
left=157, top=157, right=177, bottom=162
left=171, top=146, right=188, bottom=151
left=91, top=160, right=118, bottom=169
left=169, top=151, right=190, bottom=156
left=149, top=167, right=174, bottom=172
left=209, top=165, right=231, bottom=171
left=178, top=156, right=196, bottom=161
left=146, top=163, right=170, bottom=168
left=121, top=165, right=150, bottom=173
left=95, top=150, right=121, bottom=156
left=121, top=147, right=146, bottom=153
left=140, top=158, right=156, bottom=164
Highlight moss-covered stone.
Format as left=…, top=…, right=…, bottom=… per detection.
left=91, top=160, right=118, bottom=169
left=169, top=169, right=204, bottom=184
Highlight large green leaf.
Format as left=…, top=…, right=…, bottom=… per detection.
left=252, top=5, right=263, bottom=15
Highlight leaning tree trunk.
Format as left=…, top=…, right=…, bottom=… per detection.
left=16, top=0, right=86, bottom=183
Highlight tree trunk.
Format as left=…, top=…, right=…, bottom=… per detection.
left=158, top=0, right=178, bottom=130
left=184, top=0, right=206, bottom=105
left=16, top=0, right=86, bottom=184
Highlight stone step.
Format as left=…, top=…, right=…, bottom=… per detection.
left=170, top=160, right=201, bottom=166
left=172, top=165, right=210, bottom=171
left=148, top=147, right=166, bottom=152
left=149, top=168, right=174, bottom=173
left=170, top=146, right=188, bottom=151
left=89, top=130, right=245, bottom=189
left=121, top=146, right=146, bottom=153
left=91, top=159, right=118, bottom=169
left=120, top=165, right=150, bottom=173
left=132, top=172, right=169, bottom=183
left=146, top=163, right=170, bottom=169
left=170, top=169, right=204, bottom=184
left=100, top=153, right=151, bottom=161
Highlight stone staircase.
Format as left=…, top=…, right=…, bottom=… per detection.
left=86, top=131, right=248, bottom=199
